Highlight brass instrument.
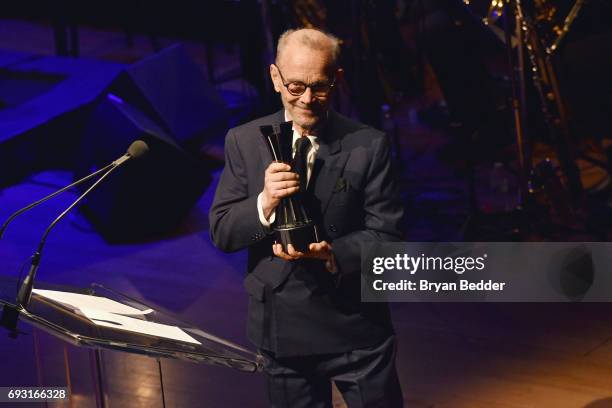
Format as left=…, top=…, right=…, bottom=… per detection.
left=532, top=0, right=587, bottom=54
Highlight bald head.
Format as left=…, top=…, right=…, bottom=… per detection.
left=270, top=28, right=342, bottom=136
left=275, top=28, right=341, bottom=69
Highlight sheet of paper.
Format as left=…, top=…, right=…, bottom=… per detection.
left=32, top=289, right=153, bottom=315
left=79, top=307, right=201, bottom=345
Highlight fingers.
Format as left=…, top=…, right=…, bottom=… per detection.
left=267, top=171, right=299, bottom=183
left=264, top=163, right=300, bottom=201
left=268, top=186, right=300, bottom=200
left=273, top=243, right=300, bottom=261
left=272, top=241, right=332, bottom=261
left=308, top=241, right=330, bottom=252
left=270, top=180, right=299, bottom=191
left=266, top=163, right=299, bottom=183
left=265, top=163, right=298, bottom=186
left=272, top=243, right=287, bottom=259
left=305, top=241, right=332, bottom=261
left=286, top=244, right=304, bottom=257
left=266, top=162, right=292, bottom=173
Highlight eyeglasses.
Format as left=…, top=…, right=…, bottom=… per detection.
left=273, top=64, right=336, bottom=97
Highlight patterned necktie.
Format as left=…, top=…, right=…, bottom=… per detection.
left=293, top=136, right=312, bottom=193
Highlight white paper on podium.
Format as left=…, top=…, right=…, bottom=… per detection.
left=32, top=289, right=201, bottom=345
left=79, top=307, right=202, bottom=345
left=32, top=289, right=153, bottom=315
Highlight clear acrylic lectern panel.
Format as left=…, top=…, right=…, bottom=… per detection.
left=0, top=276, right=262, bottom=407
left=18, top=280, right=261, bottom=372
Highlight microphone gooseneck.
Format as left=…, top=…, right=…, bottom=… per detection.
left=14, top=140, right=149, bottom=309
left=0, top=163, right=115, bottom=240
left=16, top=164, right=119, bottom=308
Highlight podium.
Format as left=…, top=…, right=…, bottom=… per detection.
left=0, top=276, right=262, bottom=407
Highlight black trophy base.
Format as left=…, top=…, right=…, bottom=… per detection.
left=275, top=223, right=320, bottom=253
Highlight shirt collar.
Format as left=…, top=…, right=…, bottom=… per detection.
left=284, top=111, right=319, bottom=153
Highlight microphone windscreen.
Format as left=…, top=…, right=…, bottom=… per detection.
left=127, top=140, right=149, bottom=160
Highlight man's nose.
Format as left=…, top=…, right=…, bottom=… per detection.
left=299, top=87, right=316, bottom=104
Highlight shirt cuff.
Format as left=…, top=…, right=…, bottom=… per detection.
left=257, top=192, right=275, bottom=228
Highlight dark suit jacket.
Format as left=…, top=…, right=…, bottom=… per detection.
left=209, top=110, right=404, bottom=357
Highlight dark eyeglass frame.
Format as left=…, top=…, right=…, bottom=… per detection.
left=272, top=64, right=336, bottom=97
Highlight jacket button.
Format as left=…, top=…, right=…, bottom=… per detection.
left=330, top=224, right=338, bottom=232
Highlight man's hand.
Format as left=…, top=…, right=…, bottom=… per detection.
left=272, top=241, right=337, bottom=273
left=261, top=162, right=300, bottom=219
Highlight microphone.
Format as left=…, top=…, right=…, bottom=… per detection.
left=0, top=140, right=149, bottom=240
left=9, top=140, right=149, bottom=309
left=112, top=139, right=149, bottom=166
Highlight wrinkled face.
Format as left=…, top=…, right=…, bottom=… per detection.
left=270, top=45, right=336, bottom=135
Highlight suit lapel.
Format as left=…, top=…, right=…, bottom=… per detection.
left=313, top=113, right=350, bottom=214
left=259, top=138, right=273, bottom=164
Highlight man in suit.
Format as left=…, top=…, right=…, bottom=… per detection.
left=209, top=28, right=404, bottom=407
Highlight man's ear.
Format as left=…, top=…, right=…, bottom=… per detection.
left=270, top=64, right=281, bottom=93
